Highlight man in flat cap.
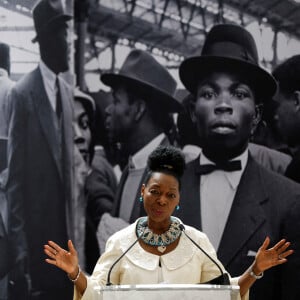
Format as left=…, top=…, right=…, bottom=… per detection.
left=177, top=24, right=300, bottom=300
left=6, top=0, right=74, bottom=299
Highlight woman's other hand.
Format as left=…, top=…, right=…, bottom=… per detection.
left=44, top=239, right=79, bottom=276
left=253, top=236, right=294, bottom=275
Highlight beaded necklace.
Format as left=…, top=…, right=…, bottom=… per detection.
left=136, top=216, right=182, bottom=253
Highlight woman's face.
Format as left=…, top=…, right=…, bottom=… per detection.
left=74, top=100, right=92, bottom=162
left=141, top=172, right=180, bottom=228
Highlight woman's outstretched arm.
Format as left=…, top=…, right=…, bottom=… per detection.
left=238, top=236, right=293, bottom=297
left=44, top=240, right=87, bottom=296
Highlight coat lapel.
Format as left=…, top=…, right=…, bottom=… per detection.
left=217, top=156, right=268, bottom=266
left=59, top=77, right=73, bottom=163
left=177, top=157, right=202, bottom=229
left=112, top=165, right=129, bottom=217
left=32, top=68, right=63, bottom=180
left=58, top=77, right=75, bottom=241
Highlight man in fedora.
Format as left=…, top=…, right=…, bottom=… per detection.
left=177, top=24, right=300, bottom=300
left=6, top=0, right=74, bottom=299
left=97, top=49, right=182, bottom=247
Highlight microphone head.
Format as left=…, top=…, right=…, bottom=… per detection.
left=179, top=224, right=185, bottom=231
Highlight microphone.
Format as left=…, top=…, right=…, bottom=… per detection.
left=179, top=224, right=230, bottom=285
left=106, top=222, right=146, bottom=286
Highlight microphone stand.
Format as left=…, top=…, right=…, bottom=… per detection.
left=179, top=224, right=230, bottom=285
left=106, top=238, right=140, bottom=286
left=106, top=223, right=147, bottom=286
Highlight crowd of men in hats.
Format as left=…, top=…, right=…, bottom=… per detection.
left=0, top=0, right=299, bottom=300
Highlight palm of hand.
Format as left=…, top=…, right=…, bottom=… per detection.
left=55, top=248, right=77, bottom=273
left=255, top=237, right=293, bottom=273
left=44, top=240, right=78, bottom=274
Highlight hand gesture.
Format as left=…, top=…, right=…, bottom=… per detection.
left=254, top=236, right=294, bottom=274
left=44, top=240, right=78, bottom=275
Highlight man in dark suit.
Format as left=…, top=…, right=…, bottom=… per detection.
left=6, top=1, right=74, bottom=299
left=272, top=55, right=300, bottom=183
left=0, top=42, right=15, bottom=300
left=177, top=24, right=300, bottom=300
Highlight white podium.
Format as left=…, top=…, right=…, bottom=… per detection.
left=95, top=284, right=240, bottom=300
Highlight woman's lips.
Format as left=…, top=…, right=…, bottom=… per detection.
left=152, top=209, right=165, bottom=216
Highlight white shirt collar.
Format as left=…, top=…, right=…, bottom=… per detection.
left=199, top=148, right=248, bottom=190
left=39, top=60, right=57, bottom=91
left=131, top=133, right=166, bottom=169
left=39, top=60, right=59, bottom=111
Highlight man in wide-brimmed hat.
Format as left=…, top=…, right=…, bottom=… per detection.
left=97, top=49, right=182, bottom=245
left=177, top=24, right=300, bottom=300
left=6, top=0, right=74, bottom=299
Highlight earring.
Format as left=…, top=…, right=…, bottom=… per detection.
left=139, top=196, right=143, bottom=203
left=176, top=205, right=180, bottom=211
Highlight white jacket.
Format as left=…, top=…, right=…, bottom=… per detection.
left=75, top=219, right=248, bottom=300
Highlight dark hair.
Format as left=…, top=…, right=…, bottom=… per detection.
left=75, top=95, right=95, bottom=127
left=144, top=145, right=186, bottom=188
left=272, top=55, right=300, bottom=96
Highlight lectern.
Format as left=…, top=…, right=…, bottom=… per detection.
left=92, top=284, right=240, bottom=300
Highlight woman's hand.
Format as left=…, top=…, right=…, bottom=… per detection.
left=253, top=236, right=294, bottom=274
left=44, top=240, right=78, bottom=276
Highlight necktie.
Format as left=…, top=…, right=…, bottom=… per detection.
left=56, top=77, right=62, bottom=119
left=197, top=160, right=242, bottom=175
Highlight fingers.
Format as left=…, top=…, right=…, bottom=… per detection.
left=263, top=237, right=293, bottom=255
left=259, top=236, right=270, bottom=251
left=272, top=239, right=287, bottom=251
left=278, top=249, right=294, bottom=260
left=44, top=241, right=60, bottom=257
left=48, top=240, right=62, bottom=252
left=68, top=240, right=76, bottom=256
left=45, top=258, right=57, bottom=266
left=271, top=239, right=294, bottom=266
left=44, top=244, right=58, bottom=266
left=44, top=240, right=67, bottom=265
left=273, top=240, right=293, bottom=260
left=277, top=241, right=291, bottom=254
left=44, top=244, right=57, bottom=259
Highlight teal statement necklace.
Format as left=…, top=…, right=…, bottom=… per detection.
left=136, top=216, right=182, bottom=253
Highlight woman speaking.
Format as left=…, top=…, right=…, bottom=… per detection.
left=44, top=146, right=293, bottom=300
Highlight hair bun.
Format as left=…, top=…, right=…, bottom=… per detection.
left=147, top=145, right=185, bottom=178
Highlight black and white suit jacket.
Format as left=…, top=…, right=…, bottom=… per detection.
left=177, top=154, right=300, bottom=300
left=6, top=66, right=74, bottom=292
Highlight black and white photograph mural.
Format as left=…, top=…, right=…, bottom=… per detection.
left=0, top=0, right=300, bottom=299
